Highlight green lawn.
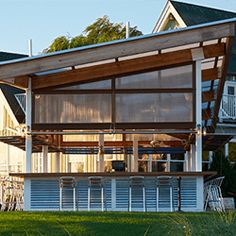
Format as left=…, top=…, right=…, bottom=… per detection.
left=0, top=211, right=235, bottom=236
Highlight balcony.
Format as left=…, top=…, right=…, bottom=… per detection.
left=220, top=94, right=236, bottom=121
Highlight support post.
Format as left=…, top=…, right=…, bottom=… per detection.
left=195, top=59, right=202, bottom=172
left=132, top=135, right=138, bottom=172
left=25, top=77, right=32, bottom=173
left=98, top=133, right=104, bottom=172
left=225, top=143, right=229, bottom=159
left=55, top=152, right=60, bottom=172
left=191, top=48, right=204, bottom=172
left=184, top=152, right=189, bottom=172
left=42, top=145, right=48, bottom=173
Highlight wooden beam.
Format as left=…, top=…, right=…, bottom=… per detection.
left=202, top=91, right=214, bottom=103
left=21, top=43, right=226, bottom=90
left=202, top=108, right=211, bottom=120
left=60, top=140, right=183, bottom=148
left=202, top=68, right=218, bottom=82
left=0, top=21, right=234, bottom=81
left=211, top=37, right=235, bottom=131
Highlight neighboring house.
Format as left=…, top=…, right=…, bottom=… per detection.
left=0, top=52, right=27, bottom=175
left=154, top=0, right=236, bottom=161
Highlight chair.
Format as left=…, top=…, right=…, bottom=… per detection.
left=128, top=176, right=146, bottom=212
left=156, top=176, right=174, bottom=212
left=59, top=177, right=76, bottom=211
left=204, top=176, right=225, bottom=212
left=88, top=176, right=106, bottom=211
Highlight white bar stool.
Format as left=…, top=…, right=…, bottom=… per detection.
left=88, top=176, right=105, bottom=211
left=59, top=176, right=76, bottom=211
left=128, top=176, right=145, bottom=212
left=156, top=176, right=174, bottom=212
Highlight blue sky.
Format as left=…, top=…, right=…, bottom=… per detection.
left=1, top=0, right=236, bottom=55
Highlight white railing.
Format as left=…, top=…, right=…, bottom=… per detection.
left=220, top=94, right=236, bottom=120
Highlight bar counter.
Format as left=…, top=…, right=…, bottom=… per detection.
left=10, top=172, right=216, bottom=212
left=10, top=171, right=216, bottom=178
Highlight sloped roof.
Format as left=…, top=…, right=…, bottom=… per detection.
left=170, top=0, right=236, bottom=74
left=0, top=51, right=27, bottom=62
left=0, top=52, right=26, bottom=123
left=171, top=0, right=236, bottom=26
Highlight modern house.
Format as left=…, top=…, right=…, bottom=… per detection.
left=153, top=0, right=236, bottom=161
left=0, top=1, right=236, bottom=212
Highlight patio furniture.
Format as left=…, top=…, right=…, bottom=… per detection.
left=156, top=176, right=174, bottom=212
left=128, top=176, right=146, bottom=212
left=204, top=176, right=225, bottom=212
left=59, top=176, right=76, bottom=211
left=88, top=176, right=106, bottom=211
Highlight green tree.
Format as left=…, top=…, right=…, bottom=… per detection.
left=46, top=36, right=70, bottom=53
left=45, top=16, right=142, bottom=53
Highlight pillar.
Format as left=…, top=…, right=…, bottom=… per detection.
left=195, top=59, right=202, bottom=172
left=25, top=77, right=32, bottom=173
left=42, top=145, right=48, bottom=173
left=98, top=133, right=104, bottom=172
left=132, top=135, right=138, bottom=172
left=55, top=152, right=60, bottom=172
left=191, top=47, right=204, bottom=172
left=184, top=152, right=189, bottom=172
left=225, top=143, right=229, bottom=159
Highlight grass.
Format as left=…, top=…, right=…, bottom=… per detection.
left=0, top=211, right=235, bottom=236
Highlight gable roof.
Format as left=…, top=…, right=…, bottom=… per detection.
left=0, top=52, right=26, bottom=123
left=170, top=0, right=236, bottom=26
left=170, top=0, right=236, bottom=75
left=0, top=51, right=27, bottom=62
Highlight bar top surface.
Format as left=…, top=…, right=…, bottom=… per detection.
left=10, top=171, right=217, bottom=178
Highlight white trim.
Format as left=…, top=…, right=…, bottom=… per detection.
left=153, top=1, right=186, bottom=33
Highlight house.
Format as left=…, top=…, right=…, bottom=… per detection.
left=153, top=0, right=236, bottom=161
left=0, top=52, right=27, bottom=175
left=0, top=15, right=235, bottom=211
left=0, top=1, right=236, bottom=211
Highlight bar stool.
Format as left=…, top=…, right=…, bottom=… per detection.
left=88, top=176, right=106, bottom=211
left=59, top=176, right=76, bottom=211
left=156, top=176, right=174, bottom=212
left=128, top=176, right=145, bottom=212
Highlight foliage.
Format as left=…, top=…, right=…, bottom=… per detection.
left=45, top=16, right=143, bottom=53
left=46, top=36, right=70, bottom=53
left=210, top=151, right=236, bottom=197
left=0, top=212, right=236, bottom=235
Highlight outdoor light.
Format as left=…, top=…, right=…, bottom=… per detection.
left=196, top=124, right=201, bottom=135
left=203, top=127, right=207, bottom=136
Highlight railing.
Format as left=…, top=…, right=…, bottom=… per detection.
left=220, top=94, right=236, bottom=120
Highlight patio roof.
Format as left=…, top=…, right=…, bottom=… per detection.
left=0, top=18, right=235, bottom=152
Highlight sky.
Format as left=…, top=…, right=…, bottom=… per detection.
left=1, top=0, right=236, bottom=55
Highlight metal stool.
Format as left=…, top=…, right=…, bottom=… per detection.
left=59, top=177, right=76, bottom=211
left=88, top=176, right=106, bottom=211
left=129, top=176, right=145, bottom=212
left=156, top=176, right=174, bottom=212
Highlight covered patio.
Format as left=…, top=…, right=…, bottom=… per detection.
left=0, top=17, right=235, bottom=211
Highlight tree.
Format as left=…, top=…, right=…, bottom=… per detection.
left=45, top=16, right=142, bottom=53
left=46, top=36, right=70, bottom=53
